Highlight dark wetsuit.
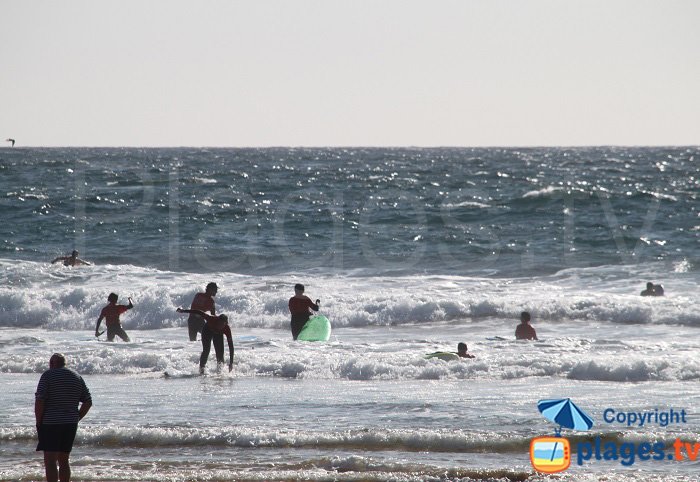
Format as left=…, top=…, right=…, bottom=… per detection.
left=288, top=296, right=319, bottom=340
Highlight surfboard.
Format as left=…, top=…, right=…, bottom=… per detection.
left=297, top=315, right=331, bottom=342
left=425, top=351, right=460, bottom=361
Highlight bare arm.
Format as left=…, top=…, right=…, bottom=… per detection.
left=177, top=308, right=206, bottom=317
left=227, top=335, right=234, bottom=370
left=225, top=328, right=234, bottom=371
left=35, top=399, right=45, bottom=427
left=51, top=257, right=65, bottom=264
left=75, top=258, right=91, bottom=266
left=95, top=314, right=104, bottom=335
left=78, top=400, right=92, bottom=421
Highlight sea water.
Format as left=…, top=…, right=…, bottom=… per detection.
left=0, top=147, right=698, bottom=481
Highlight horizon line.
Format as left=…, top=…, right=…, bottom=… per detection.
left=2, top=144, right=699, bottom=149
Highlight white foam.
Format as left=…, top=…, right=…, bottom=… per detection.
left=1, top=259, right=698, bottom=332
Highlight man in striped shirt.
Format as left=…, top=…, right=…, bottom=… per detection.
left=35, top=353, right=92, bottom=482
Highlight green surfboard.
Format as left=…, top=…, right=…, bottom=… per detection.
left=425, top=351, right=459, bottom=361
left=297, top=315, right=332, bottom=342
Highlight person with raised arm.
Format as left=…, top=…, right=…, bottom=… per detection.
left=95, top=293, right=133, bottom=342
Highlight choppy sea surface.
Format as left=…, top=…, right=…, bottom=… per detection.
left=0, top=147, right=698, bottom=481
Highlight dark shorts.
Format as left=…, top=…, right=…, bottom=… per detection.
left=188, top=316, right=206, bottom=341
left=291, top=315, right=310, bottom=340
left=107, top=324, right=130, bottom=342
left=36, top=423, right=78, bottom=453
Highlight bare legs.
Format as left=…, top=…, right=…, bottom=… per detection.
left=43, top=451, right=70, bottom=482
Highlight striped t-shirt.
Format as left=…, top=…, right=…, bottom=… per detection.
left=35, top=367, right=92, bottom=424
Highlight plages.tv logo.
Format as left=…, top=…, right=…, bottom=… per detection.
left=530, top=398, right=594, bottom=473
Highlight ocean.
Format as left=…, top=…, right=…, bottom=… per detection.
left=0, top=147, right=698, bottom=481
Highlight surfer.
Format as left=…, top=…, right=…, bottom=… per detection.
left=515, top=311, right=538, bottom=340
left=641, top=282, right=664, bottom=296
left=640, top=282, right=655, bottom=296
left=187, top=282, right=217, bottom=341
left=176, top=308, right=233, bottom=373
left=95, top=293, right=133, bottom=342
left=457, top=342, right=475, bottom=358
left=51, top=250, right=91, bottom=267
left=288, top=283, right=320, bottom=340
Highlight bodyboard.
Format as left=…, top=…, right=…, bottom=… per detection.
left=425, top=351, right=460, bottom=361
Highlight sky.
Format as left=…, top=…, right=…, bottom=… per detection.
left=1, top=0, right=699, bottom=147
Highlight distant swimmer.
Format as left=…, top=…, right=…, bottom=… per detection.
left=95, top=293, right=133, bottom=342
left=641, top=282, right=664, bottom=297
left=288, top=283, right=320, bottom=340
left=457, top=342, right=475, bottom=358
left=177, top=308, right=233, bottom=373
left=515, top=311, right=538, bottom=340
left=51, top=250, right=91, bottom=267
left=187, top=282, right=217, bottom=341
left=5, top=138, right=15, bottom=147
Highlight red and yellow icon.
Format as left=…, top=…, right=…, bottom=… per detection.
left=530, top=436, right=571, bottom=473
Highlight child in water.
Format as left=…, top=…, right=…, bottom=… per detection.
left=457, top=342, right=475, bottom=358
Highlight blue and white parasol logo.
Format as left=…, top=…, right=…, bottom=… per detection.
left=537, top=398, right=594, bottom=436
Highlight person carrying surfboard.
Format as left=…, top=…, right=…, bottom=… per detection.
left=288, top=283, right=320, bottom=340
left=176, top=308, right=233, bottom=374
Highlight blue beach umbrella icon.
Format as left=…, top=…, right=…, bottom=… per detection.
left=537, top=398, right=594, bottom=435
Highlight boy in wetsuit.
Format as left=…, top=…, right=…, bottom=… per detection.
left=95, top=293, right=133, bottom=342
left=177, top=308, right=234, bottom=373
left=288, top=283, right=320, bottom=340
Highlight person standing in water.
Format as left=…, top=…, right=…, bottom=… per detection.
left=51, top=250, right=91, bottom=267
left=187, top=282, right=218, bottom=341
left=288, top=283, right=320, bottom=340
left=515, top=311, right=538, bottom=340
left=95, top=293, right=133, bottom=342
left=35, top=353, right=92, bottom=482
left=177, top=308, right=234, bottom=374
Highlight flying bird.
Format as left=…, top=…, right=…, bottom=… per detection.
left=5, top=138, right=15, bottom=147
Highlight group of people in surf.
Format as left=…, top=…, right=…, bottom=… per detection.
left=51, top=250, right=667, bottom=371
left=51, top=249, right=322, bottom=374
left=85, top=281, right=322, bottom=374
